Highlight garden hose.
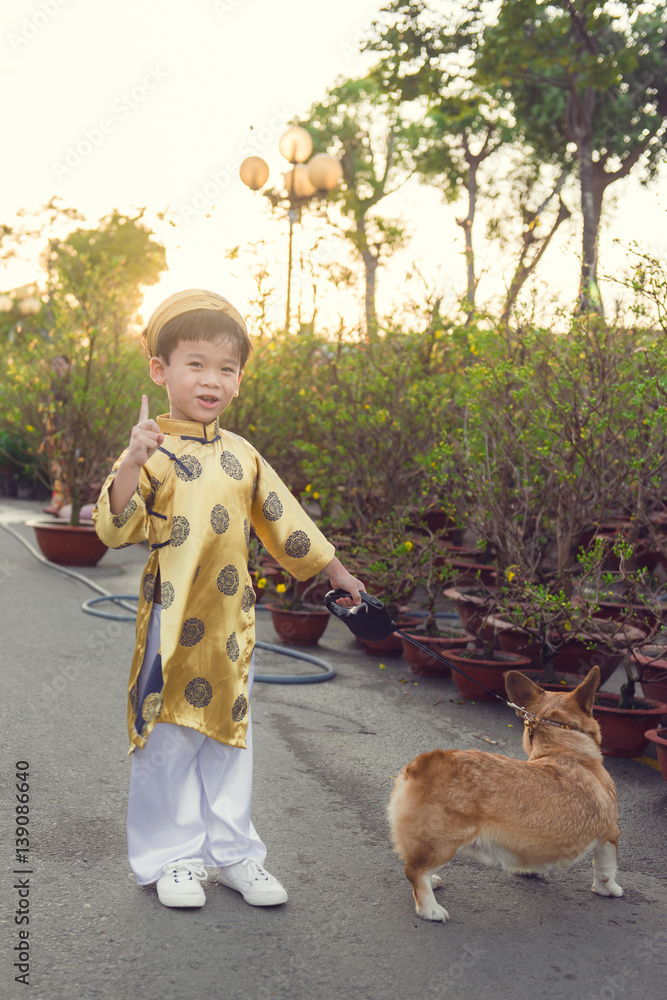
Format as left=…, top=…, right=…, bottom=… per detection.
left=1, top=522, right=336, bottom=684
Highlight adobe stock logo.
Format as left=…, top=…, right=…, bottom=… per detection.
left=51, top=66, right=168, bottom=179
left=8, top=0, right=76, bottom=52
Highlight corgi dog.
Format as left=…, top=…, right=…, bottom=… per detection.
left=388, top=666, right=623, bottom=922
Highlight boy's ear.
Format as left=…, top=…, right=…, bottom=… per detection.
left=150, top=357, right=167, bottom=385
left=235, top=370, right=244, bottom=396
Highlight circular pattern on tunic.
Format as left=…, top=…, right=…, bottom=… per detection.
left=232, top=694, right=248, bottom=722
left=285, top=530, right=311, bottom=559
left=171, top=515, right=190, bottom=547
left=210, top=504, right=230, bottom=534
left=146, top=475, right=161, bottom=507
left=142, top=573, right=156, bottom=603
left=180, top=617, right=205, bottom=647
left=174, top=455, right=202, bottom=482
left=220, top=451, right=244, bottom=480
left=193, top=565, right=201, bottom=585
left=161, top=581, right=175, bottom=610
left=241, top=585, right=256, bottom=613
left=184, top=677, right=213, bottom=708
left=262, top=492, right=283, bottom=522
left=112, top=498, right=137, bottom=528
left=243, top=519, right=250, bottom=549
left=217, top=565, right=240, bottom=596
left=226, top=632, right=240, bottom=662
left=141, top=692, right=162, bottom=721
left=129, top=685, right=139, bottom=714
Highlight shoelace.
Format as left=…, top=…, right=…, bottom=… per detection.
left=239, top=859, right=269, bottom=884
left=167, top=859, right=208, bottom=884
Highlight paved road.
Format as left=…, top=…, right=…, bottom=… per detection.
left=1, top=500, right=666, bottom=1000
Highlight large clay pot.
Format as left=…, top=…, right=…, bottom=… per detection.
left=446, top=649, right=532, bottom=702
left=496, top=625, right=543, bottom=667
left=551, top=622, right=646, bottom=686
left=443, top=587, right=494, bottom=629
left=444, top=560, right=498, bottom=587
left=400, top=627, right=475, bottom=677
left=266, top=604, right=330, bottom=646
left=644, top=728, right=667, bottom=782
left=27, top=518, right=108, bottom=567
left=631, top=649, right=667, bottom=703
left=592, top=693, right=667, bottom=758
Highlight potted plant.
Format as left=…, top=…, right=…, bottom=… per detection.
left=644, top=728, right=667, bottom=783
left=0, top=211, right=166, bottom=565
left=263, top=572, right=332, bottom=646
left=397, top=520, right=476, bottom=676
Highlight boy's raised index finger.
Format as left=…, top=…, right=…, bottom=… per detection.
left=138, top=394, right=149, bottom=424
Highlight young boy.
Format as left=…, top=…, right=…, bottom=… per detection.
left=93, top=289, right=364, bottom=909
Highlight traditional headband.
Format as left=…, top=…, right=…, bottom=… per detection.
left=145, top=288, right=248, bottom=357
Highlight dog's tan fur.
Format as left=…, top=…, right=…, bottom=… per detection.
left=388, top=666, right=623, bottom=922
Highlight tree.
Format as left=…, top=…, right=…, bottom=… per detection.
left=367, top=0, right=519, bottom=319
left=0, top=210, right=167, bottom=524
left=300, top=76, right=417, bottom=337
left=477, top=0, right=667, bottom=313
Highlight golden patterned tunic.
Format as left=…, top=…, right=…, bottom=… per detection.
left=93, top=415, right=335, bottom=753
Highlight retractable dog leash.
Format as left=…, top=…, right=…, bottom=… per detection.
left=324, top=590, right=585, bottom=738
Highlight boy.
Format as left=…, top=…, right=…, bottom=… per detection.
left=93, top=289, right=364, bottom=909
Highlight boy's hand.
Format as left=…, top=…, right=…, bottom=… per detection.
left=126, top=395, right=164, bottom=468
left=324, top=556, right=365, bottom=607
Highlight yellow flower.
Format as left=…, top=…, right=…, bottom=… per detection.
left=379, top=663, right=386, bottom=670
left=312, top=491, right=320, bottom=499
left=257, top=577, right=267, bottom=589
left=404, top=540, right=413, bottom=551
left=276, top=583, right=287, bottom=593
left=25, top=424, right=35, bottom=433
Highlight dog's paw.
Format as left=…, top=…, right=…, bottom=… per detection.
left=592, top=879, right=624, bottom=897
left=430, top=874, right=444, bottom=889
left=417, top=902, right=450, bottom=923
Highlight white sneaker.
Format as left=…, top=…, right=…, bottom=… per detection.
left=218, top=858, right=288, bottom=906
left=156, top=858, right=208, bottom=908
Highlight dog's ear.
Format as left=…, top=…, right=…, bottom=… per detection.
left=569, top=666, right=600, bottom=715
left=504, top=670, right=543, bottom=709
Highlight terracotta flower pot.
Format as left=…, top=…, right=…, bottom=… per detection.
left=631, top=649, right=667, bottom=703
left=446, top=649, right=532, bottom=701
left=592, top=693, right=667, bottom=758
left=356, top=617, right=422, bottom=657
left=266, top=603, right=330, bottom=646
left=27, top=518, right=108, bottom=567
left=644, top=728, right=667, bottom=783
left=496, top=625, right=543, bottom=667
left=443, top=587, right=493, bottom=629
left=400, top=627, right=476, bottom=677
left=551, top=622, right=646, bottom=686
left=445, top=560, right=498, bottom=587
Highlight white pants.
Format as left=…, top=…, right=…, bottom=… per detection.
left=126, top=605, right=266, bottom=885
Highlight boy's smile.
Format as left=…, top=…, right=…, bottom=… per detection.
left=150, top=336, right=243, bottom=424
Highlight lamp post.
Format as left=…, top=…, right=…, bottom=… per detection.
left=239, top=126, right=342, bottom=333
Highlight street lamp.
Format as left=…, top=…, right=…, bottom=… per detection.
left=239, top=126, right=342, bottom=333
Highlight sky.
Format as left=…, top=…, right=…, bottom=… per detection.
left=3, top=0, right=666, bottom=329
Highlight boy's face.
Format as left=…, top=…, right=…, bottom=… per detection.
left=150, top=336, right=244, bottom=424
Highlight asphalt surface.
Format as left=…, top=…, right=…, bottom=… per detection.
left=1, top=499, right=666, bottom=1000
